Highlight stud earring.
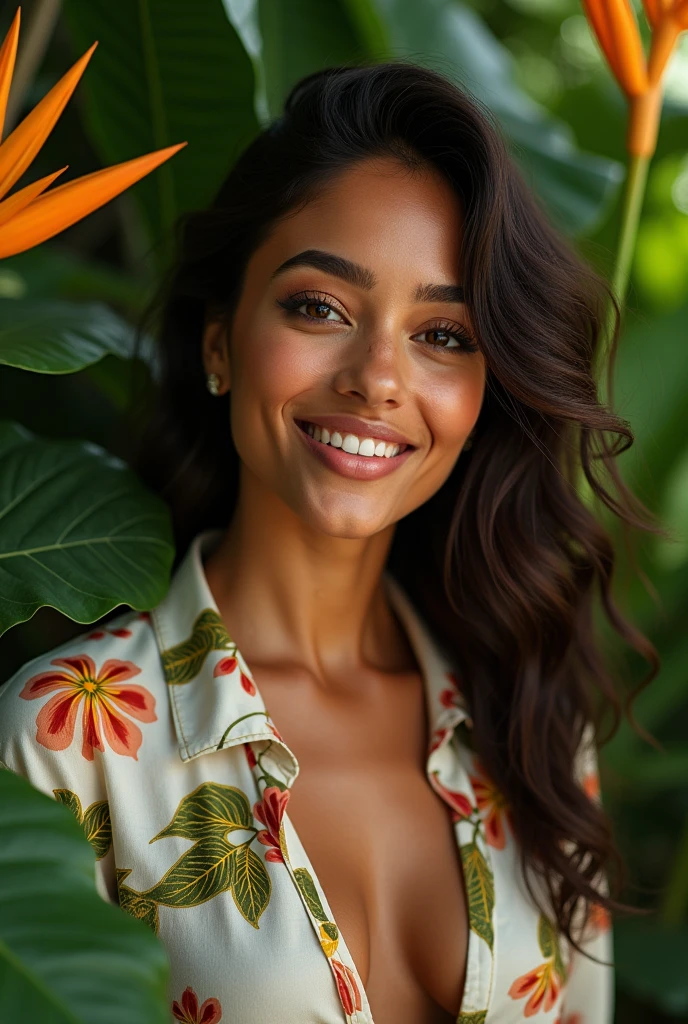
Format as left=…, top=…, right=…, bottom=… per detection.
left=463, top=429, right=476, bottom=451
left=206, top=372, right=221, bottom=396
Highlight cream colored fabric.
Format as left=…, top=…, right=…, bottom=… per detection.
left=0, top=528, right=613, bottom=1023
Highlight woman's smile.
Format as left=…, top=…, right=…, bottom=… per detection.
left=294, top=417, right=416, bottom=481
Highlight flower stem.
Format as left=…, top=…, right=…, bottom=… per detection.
left=600, top=152, right=651, bottom=395
left=612, top=152, right=651, bottom=308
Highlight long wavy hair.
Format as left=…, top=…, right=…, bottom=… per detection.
left=130, top=61, right=660, bottom=955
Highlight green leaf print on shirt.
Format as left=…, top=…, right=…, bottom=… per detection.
left=460, top=838, right=495, bottom=951
left=53, top=788, right=112, bottom=860
left=457, top=1012, right=487, bottom=1024
left=161, top=609, right=234, bottom=685
left=116, top=782, right=271, bottom=933
left=538, top=912, right=568, bottom=984
left=294, top=866, right=328, bottom=921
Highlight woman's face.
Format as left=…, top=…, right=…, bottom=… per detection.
left=203, top=156, right=487, bottom=538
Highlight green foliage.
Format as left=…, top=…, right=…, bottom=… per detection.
left=0, top=422, right=174, bottom=636
left=0, top=298, right=142, bottom=373
left=0, top=768, right=170, bottom=1023
left=62, top=0, right=260, bottom=249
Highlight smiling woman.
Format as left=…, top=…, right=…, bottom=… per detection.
left=0, top=62, right=659, bottom=1024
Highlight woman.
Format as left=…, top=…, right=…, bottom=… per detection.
left=0, top=63, right=657, bottom=1023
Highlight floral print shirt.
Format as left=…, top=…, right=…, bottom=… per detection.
left=0, top=528, right=613, bottom=1024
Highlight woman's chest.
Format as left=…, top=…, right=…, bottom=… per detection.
left=257, top=668, right=470, bottom=1024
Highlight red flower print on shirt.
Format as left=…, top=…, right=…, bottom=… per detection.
left=509, top=960, right=562, bottom=1016
left=171, top=985, right=222, bottom=1024
left=212, top=656, right=257, bottom=696
left=254, top=785, right=290, bottom=862
left=439, top=671, right=464, bottom=709
left=428, top=726, right=449, bottom=755
left=19, top=655, right=156, bottom=761
left=331, top=958, right=362, bottom=1015
left=244, top=742, right=258, bottom=769
left=469, top=760, right=513, bottom=850
left=428, top=770, right=474, bottom=823
left=87, top=627, right=133, bottom=640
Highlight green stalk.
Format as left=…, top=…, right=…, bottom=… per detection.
left=599, top=152, right=651, bottom=403
left=612, top=153, right=651, bottom=309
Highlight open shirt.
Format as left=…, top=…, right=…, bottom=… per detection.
left=0, top=527, right=614, bottom=1023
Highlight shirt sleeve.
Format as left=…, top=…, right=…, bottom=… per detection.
left=0, top=661, right=117, bottom=906
left=560, top=721, right=615, bottom=1023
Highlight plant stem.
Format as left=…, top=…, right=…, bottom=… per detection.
left=612, top=153, right=651, bottom=308
left=599, top=152, right=650, bottom=400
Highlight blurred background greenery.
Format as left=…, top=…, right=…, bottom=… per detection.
left=0, top=0, right=686, bottom=1020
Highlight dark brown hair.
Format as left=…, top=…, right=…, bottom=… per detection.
left=131, top=61, right=660, bottom=957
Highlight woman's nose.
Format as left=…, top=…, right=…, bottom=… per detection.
left=330, top=324, right=410, bottom=408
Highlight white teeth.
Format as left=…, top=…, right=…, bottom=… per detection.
left=342, top=433, right=361, bottom=454
left=303, top=422, right=404, bottom=459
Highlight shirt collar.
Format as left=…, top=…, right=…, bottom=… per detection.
left=152, top=528, right=472, bottom=776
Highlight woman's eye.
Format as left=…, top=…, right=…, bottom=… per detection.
left=277, top=293, right=348, bottom=323
left=299, top=301, right=343, bottom=321
left=414, top=326, right=478, bottom=353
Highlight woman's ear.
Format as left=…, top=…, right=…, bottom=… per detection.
left=202, top=318, right=231, bottom=394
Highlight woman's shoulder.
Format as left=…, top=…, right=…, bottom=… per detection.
left=0, top=608, right=163, bottom=795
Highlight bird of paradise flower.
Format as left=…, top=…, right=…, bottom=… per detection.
left=0, top=8, right=185, bottom=259
left=19, top=654, right=157, bottom=761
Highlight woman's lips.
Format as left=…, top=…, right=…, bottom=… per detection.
left=294, top=419, right=415, bottom=480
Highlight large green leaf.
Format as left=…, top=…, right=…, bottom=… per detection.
left=0, top=299, right=143, bottom=374
left=0, top=768, right=169, bottom=1023
left=0, top=246, right=146, bottom=312
left=352, top=0, right=624, bottom=236
left=0, top=421, right=174, bottom=636
left=62, top=0, right=259, bottom=247
left=256, top=0, right=367, bottom=118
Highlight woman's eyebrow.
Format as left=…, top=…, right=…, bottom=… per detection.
left=271, top=248, right=464, bottom=303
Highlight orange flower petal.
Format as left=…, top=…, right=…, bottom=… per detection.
left=81, top=693, right=106, bottom=761
left=0, top=142, right=186, bottom=258
left=0, top=8, right=20, bottom=141
left=508, top=965, right=543, bottom=999
left=583, top=0, right=648, bottom=96
left=97, top=658, right=142, bottom=684
left=641, top=0, right=660, bottom=27
left=0, top=41, right=98, bottom=201
left=98, top=696, right=144, bottom=759
left=104, top=683, right=157, bottom=723
left=19, top=668, right=78, bottom=699
left=647, top=15, right=682, bottom=84
left=35, top=688, right=82, bottom=751
left=608, top=0, right=649, bottom=96
left=582, top=0, right=619, bottom=74
left=0, top=165, right=67, bottom=229
left=52, top=654, right=98, bottom=679
left=677, top=0, right=688, bottom=28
